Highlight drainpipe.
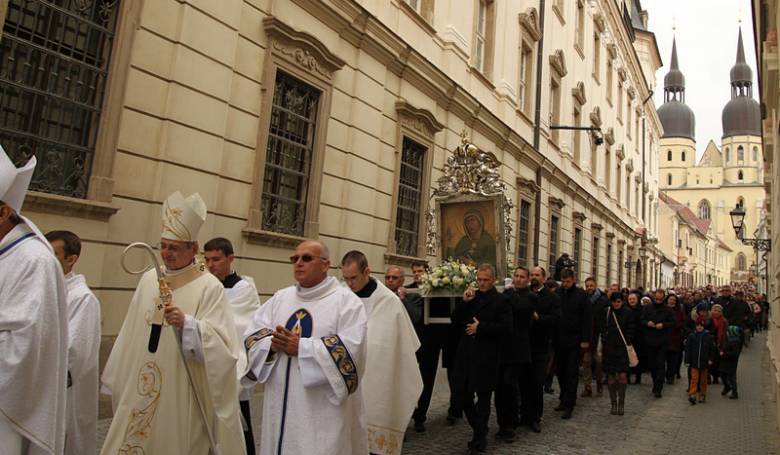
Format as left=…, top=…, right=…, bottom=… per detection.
left=532, top=0, right=546, bottom=266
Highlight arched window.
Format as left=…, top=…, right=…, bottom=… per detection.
left=667, top=150, right=672, bottom=161
left=698, top=199, right=711, bottom=220
left=753, top=146, right=759, bottom=161
left=738, top=145, right=744, bottom=162
left=736, top=253, right=747, bottom=271
left=667, top=174, right=672, bottom=185
left=725, top=147, right=730, bottom=162
left=737, top=197, right=744, bottom=208
left=738, top=170, right=744, bottom=180
left=681, top=151, right=686, bottom=162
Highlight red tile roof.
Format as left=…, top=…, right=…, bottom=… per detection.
left=658, top=192, right=711, bottom=236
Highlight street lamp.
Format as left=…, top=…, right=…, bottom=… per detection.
left=624, top=257, right=633, bottom=288
left=729, top=205, right=746, bottom=239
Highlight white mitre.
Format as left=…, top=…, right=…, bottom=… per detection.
left=161, top=191, right=207, bottom=242
left=0, top=146, right=36, bottom=213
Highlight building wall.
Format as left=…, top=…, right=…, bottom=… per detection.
left=2, top=0, right=661, bottom=346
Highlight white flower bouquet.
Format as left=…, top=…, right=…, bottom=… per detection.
left=420, top=259, right=477, bottom=295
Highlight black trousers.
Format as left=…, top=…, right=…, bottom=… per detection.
left=665, top=350, right=681, bottom=380
left=555, top=347, right=580, bottom=410
left=722, top=372, right=738, bottom=393
left=519, top=356, right=546, bottom=423
left=413, top=325, right=460, bottom=422
left=645, top=345, right=668, bottom=393
left=495, top=364, right=520, bottom=430
left=239, top=399, right=255, bottom=455
left=463, top=386, right=494, bottom=443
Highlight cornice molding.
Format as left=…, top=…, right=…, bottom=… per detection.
left=395, top=99, right=444, bottom=138
left=518, top=7, right=541, bottom=41
left=263, top=16, right=346, bottom=81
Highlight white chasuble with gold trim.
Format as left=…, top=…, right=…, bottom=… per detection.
left=100, top=265, right=245, bottom=455
left=243, top=276, right=368, bottom=455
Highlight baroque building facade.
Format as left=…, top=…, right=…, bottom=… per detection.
left=0, top=0, right=662, bottom=355
left=657, top=30, right=766, bottom=284
left=751, top=0, right=778, bottom=431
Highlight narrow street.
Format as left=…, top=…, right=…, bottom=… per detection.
left=97, top=334, right=779, bottom=454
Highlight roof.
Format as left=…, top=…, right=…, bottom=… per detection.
left=658, top=192, right=711, bottom=236
left=697, top=140, right=722, bottom=167
left=717, top=239, right=733, bottom=252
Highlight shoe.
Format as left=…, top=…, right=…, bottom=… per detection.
left=721, top=385, right=731, bottom=396
left=414, top=420, right=426, bottom=433
left=634, top=376, right=642, bottom=385
left=653, top=391, right=662, bottom=398
left=617, top=383, right=626, bottom=416
left=698, top=396, right=706, bottom=403
left=730, top=391, right=739, bottom=400
left=561, top=409, right=573, bottom=420
left=688, top=396, right=697, bottom=405
left=580, top=385, right=592, bottom=397
left=446, top=415, right=458, bottom=425
left=554, top=403, right=566, bottom=412
left=530, top=421, right=542, bottom=433
left=544, top=386, right=555, bottom=394
left=596, top=383, right=603, bottom=396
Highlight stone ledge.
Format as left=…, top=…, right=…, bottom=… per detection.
left=242, top=227, right=309, bottom=249
left=384, top=252, right=428, bottom=267
left=23, top=191, right=119, bottom=221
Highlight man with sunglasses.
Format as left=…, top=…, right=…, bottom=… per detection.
left=0, top=148, right=69, bottom=455
left=243, top=241, right=369, bottom=455
left=341, top=251, right=422, bottom=455
left=101, top=191, right=245, bottom=455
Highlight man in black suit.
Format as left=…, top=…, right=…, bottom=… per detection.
left=453, top=264, right=513, bottom=454
left=524, top=266, right=561, bottom=432
left=401, top=262, right=461, bottom=432
left=554, top=268, right=593, bottom=420
left=494, top=266, right=535, bottom=442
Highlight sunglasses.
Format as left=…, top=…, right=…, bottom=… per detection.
left=289, top=254, right=324, bottom=264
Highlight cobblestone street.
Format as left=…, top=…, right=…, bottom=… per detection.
left=98, top=334, right=780, bottom=454
left=401, top=334, right=780, bottom=455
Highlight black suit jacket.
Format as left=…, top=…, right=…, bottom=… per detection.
left=555, top=285, right=593, bottom=350
left=452, top=287, right=513, bottom=391
left=531, top=286, right=561, bottom=358
left=502, top=287, right=536, bottom=365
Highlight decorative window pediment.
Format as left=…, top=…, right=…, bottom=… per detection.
left=572, top=81, right=587, bottom=105
left=263, top=17, right=346, bottom=81
left=625, top=158, right=634, bottom=172
left=606, top=232, right=616, bottom=239
left=519, top=7, right=541, bottom=41
left=626, top=86, right=636, bottom=99
left=573, top=211, right=587, bottom=224
left=549, top=49, right=567, bottom=77
left=594, top=13, right=606, bottom=33
left=395, top=100, right=444, bottom=139
left=634, top=173, right=641, bottom=183
left=517, top=176, right=541, bottom=196
left=604, top=127, right=615, bottom=145
left=617, top=67, right=628, bottom=82
left=549, top=195, right=566, bottom=210
left=615, top=144, right=626, bottom=161
left=590, top=106, right=602, bottom=127
left=591, top=222, right=604, bottom=232
left=607, top=43, right=618, bottom=59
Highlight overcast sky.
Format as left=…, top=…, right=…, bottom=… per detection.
left=646, top=0, right=757, bottom=160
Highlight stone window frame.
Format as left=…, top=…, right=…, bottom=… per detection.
left=549, top=50, right=567, bottom=146
left=589, top=106, right=601, bottom=180
left=605, top=44, right=617, bottom=106
left=591, top=222, right=603, bottom=282
left=517, top=8, right=541, bottom=118
left=552, top=0, right=566, bottom=25
left=385, top=101, right=443, bottom=266
left=605, top=233, right=614, bottom=284
left=571, top=81, right=586, bottom=166
left=572, top=211, right=586, bottom=280
left=516, top=177, right=540, bottom=269
left=548, top=196, right=565, bottom=273
left=13, top=0, right=145, bottom=221
left=574, top=0, right=585, bottom=58
left=471, top=0, right=497, bottom=81
left=243, top=17, right=345, bottom=248
left=399, top=0, right=436, bottom=30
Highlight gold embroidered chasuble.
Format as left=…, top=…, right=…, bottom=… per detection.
left=100, top=264, right=246, bottom=455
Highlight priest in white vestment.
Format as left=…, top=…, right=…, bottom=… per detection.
left=243, top=240, right=368, bottom=455
left=45, top=230, right=101, bottom=455
left=341, top=251, right=423, bottom=455
left=0, top=148, right=69, bottom=455
left=100, top=191, right=246, bottom=455
left=204, top=236, right=262, bottom=454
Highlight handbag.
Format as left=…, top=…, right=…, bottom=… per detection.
left=612, top=308, right=639, bottom=368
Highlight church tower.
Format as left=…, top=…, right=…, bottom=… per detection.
left=658, top=37, right=696, bottom=190
left=721, top=27, right=763, bottom=185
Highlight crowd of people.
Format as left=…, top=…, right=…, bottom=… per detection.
left=0, top=148, right=770, bottom=455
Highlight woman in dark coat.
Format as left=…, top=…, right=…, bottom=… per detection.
left=626, top=291, right=644, bottom=384
left=665, top=294, right=685, bottom=384
left=719, top=325, right=743, bottom=399
left=601, top=292, right=635, bottom=415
